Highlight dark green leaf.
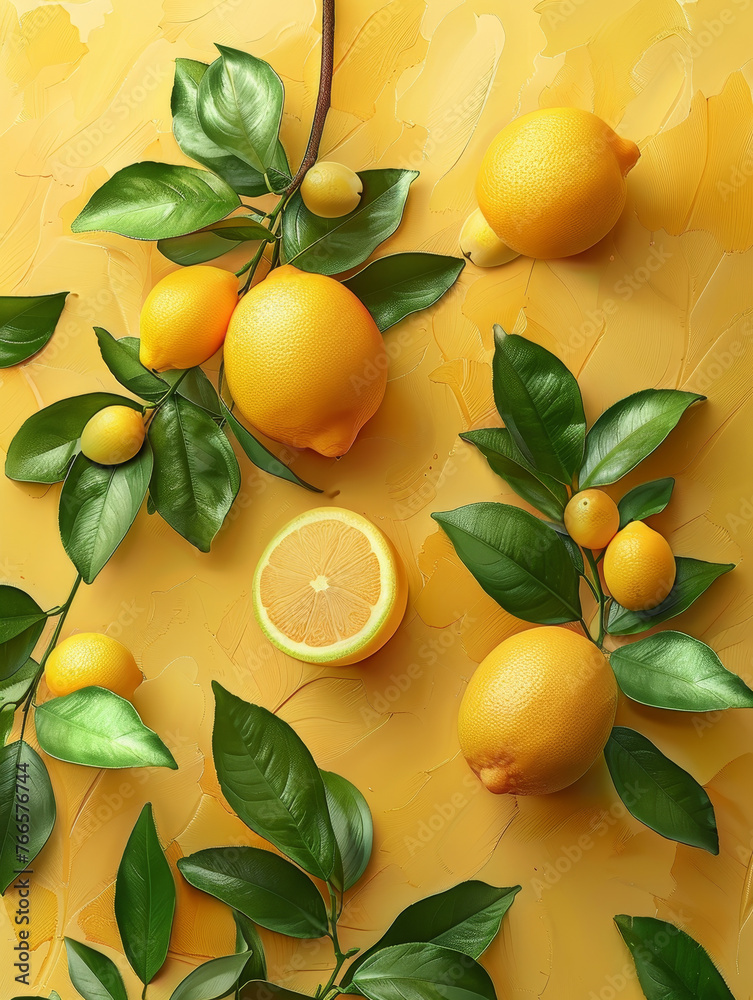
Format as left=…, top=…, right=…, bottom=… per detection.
left=0, top=659, right=38, bottom=708
left=605, top=727, right=718, bottom=854
left=65, top=938, right=128, bottom=1000
left=162, top=368, right=221, bottom=417
left=158, top=217, right=273, bottom=266
left=610, top=631, right=753, bottom=711
left=343, top=883, right=519, bottom=986
left=94, top=329, right=167, bottom=403
left=59, top=446, right=152, bottom=584
left=170, top=951, right=254, bottom=1000
left=234, top=911, right=267, bottom=982
left=212, top=683, right=339, bottom=882
left=0, top=707, right=14, bottom=746
left=148, top=396, right=240, bottom=551
left=342, top=253, right=464, bottom=331
left=71, top=162, right=240, bottom=240
left=618, top=478, right=675, bottom=528
left=172, top=58, right=289, bottom=196
left=240, top=984, right=311, bottom=1000
left=282, top=169, right=418, bottom=275
left=351, top=942, right=497, bottom=1000
left=556, top=527, right=585, bottom=574
left=615, top=914, right=734, bottom=1000
left=115, top=803, right=176, bottom=985
left=580, top=390, right=704, bottom=489
left=35, top=686, right=177, bottom=769
left=177, top=846, right=328, bottom=938
left=6, top=392, right=141, bottom=484
left=460, top=427, right=568, bottom=521
left=0, top=741, right=55, bottom=893
left=197, top=46, right=284, bottom=175
left=0, top=292, right=68, bottom=368
left=607, top=558, right=734, bottom=636
left=0, top=587, right=46, bottom=682
left=221, top=400, right=320, bottom=492
left=492, top=327, right=585, bottom=485
left=321, top=770, right=373, bottom=891
left=432, top=503, right=581, bottom=624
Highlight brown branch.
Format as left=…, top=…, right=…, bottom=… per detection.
left=285, top=0, right=335, bottom=196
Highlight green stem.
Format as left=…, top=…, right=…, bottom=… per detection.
left=584, top=548, right=606, bottom=648
left=141, top=985, right=148, bottom=1000
left=317, top=884, right=357, bottom=998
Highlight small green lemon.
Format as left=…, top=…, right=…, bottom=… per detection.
left=80, top=405, right=145, bottom=466
left=301, top=161, right=363, bottom=218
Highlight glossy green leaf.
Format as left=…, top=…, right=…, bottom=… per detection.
left=460, top=427, right=568, bottom=521
left=605, top=727, right=718, bottom=854
left=35, top=686, right=177, bottom=769
left=282, top=169, right=418, bottom=275
left=0, top=706, right=14, bottom=746
left=234, top=911, right=267, bottom=982
left=555, top=526, right=585, bottom=575
left=432, top=503, right=581, bottom=624
left=158, top=217, right=273, bottom=266
left=580, top=390, right=704, bottom=488
left=115, top=803, right=176, bottom=985
left=178, top=846, right=328, bottom=938
left=0, top=741, right=55, bottom=893
left=343, top=883, right=519, bottom=986
left=162, top=367, right=221, bottom=417
left=59, top=446, right=152, bottom=584
left=0, top=659, right=38, bottom=708
left=342, top=253, right=464, bottom=331
left=351, top=942, right=497, bottom=1000
left=321, top=769, right=373, bottom=891
left=94, top=329, right=166, bottom=403
left=615, top=915, right=734, bottom=1000
left=6, top=392, right=142, bottom=484
left=618, top=478, right=675, bottom=528
left=221, top=399, right=320, bottom=492
left=0, top=291, right=68, bottom=368
left=71, top=162, right=240, bottom=240
left=0, top=587, right=46, bottom=683
left=492, top=327, right=585, bottom=484
left=65, top=938, right=128, bottom=1000
left=608, top=557, right=734, bottom=636
left=239, top=984, right=311, bottom=1000
left=170, top=951, right=254, bottom=1000
left=197, top=46, right=284, bottom=175
left=148, top=396, right=240, bottom=551
left=212, top=683, right=339, bottom=882
left=172, top=57, right=289, bottom=196
left=610, top=631, right=753, bottom=711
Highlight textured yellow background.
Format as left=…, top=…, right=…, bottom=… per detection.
left=2, top=0, right=753, bottom=997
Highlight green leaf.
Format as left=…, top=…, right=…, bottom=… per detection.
left=234, top=911, right=267, bottom=982
left=556, top=527, right=585, bottom=575
left=94, top=329, right=167, bottom=403
left=610, top=631, right=753, bottom=711
left=177, top=846, right=328, bottom=938
left=64, top=938, right=128, bottom=1000
left=605, top=727, right=718, bottom=854
left=0, top=586, right=46, bottom=680
left=432, top=503, right=581, bottom=624
left=342, top=883, right=519, bottom=986
left=342, top=253, right=464, bottom=332
left=162, top=367, right=222, bottom=417
left=0, top=741, right=55, bottom=893
left=607, top=557, right=734, bottom=636
left=0, top=291, right=69, bottom=368
left=460, top=427, right=568, bottom=521
left=59, top=447, right=152, bottom=584
left=239, top=984, right=311, bottom=1000
left=212, top=683, right=339, bottom=882
left=221, top=399, right=320, bottom=492
left=351, top=942, right=497, bottom=1000
left=492, top=327, right=585, bottom=485
left=158, top=217, right=274, bottom=267
left=0, top=706, right=14, bottom=746
left=614, top=915, right=734, bottom=1000
left=172, top=57, right=289, bottom=197
left=148, top=396, right=240, bottom=552
left=35, top=686, right=177, bottom=769
left=170, top=951, right=254, bottom=1000
left=580, top=390, right=704, bottom=489
left=618, top=478, right=675, bottom=528
left=0, top=659, right=38, bottom=709
left=321, top=769, right=373, bottom=891
left=6, top=392, right=142, bottom=484
left=282, top=169, right=418, bottom=275
left=115, top=803, right=176, bottom=985
left=71, top=162, right=240, bottom=240
left=197, top=46, right=284, bottom=175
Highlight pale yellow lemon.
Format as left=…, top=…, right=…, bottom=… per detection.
left=80, top=406, right=145, bottom=466
left=301, top=161, right=363, bottom=218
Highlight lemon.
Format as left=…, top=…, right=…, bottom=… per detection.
left=139, top=265, right=238, bottom=371
left=80, top=405, right=145, bottom=466
left=564, top=489, right=620, bottom=550
left=252, top=507, right=408, bottom=666
left=45, top=633, right=142, bottom=699
left=301, top=161, right=363, bottom=218
left=476, top=107, right=640, bottom=259
left=604, top=521, right=676, bottom=611
left=223, top=265, right=387, bottom=457
left=459, top=209, right=519, bottom=267
left=458, top=627, right=617, bottom=795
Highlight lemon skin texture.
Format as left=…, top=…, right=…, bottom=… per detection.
left=80, top=406, right=145, bottom=466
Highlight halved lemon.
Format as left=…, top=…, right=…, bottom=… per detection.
left=252, top=507, right=408, bottom=665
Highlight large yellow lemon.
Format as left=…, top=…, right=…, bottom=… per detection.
left=45, top=633, right=142, bottom=699
left=604, top=520, right=676, bottom=611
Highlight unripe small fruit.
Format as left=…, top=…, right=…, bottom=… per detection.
left=564, top=489, right=619, bottom=550
left=459, top=209, right=519, bottom=267
left=81, top=406, right=145, bottom=466
left=301, top=161, right=363, bottom=218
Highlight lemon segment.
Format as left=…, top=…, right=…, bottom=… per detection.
left=252, top=507, right=408, bottom=666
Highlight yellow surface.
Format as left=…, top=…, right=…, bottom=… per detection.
left=1, top=1, right=752, bottom=998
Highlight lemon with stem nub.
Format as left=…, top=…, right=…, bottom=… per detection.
left=459, top=209, right=520, bottom=267
left=564, top=489, right=620, bottom=550
left=45, top=633, right=142, bottom=699
left=81, top=406, right=145, bottom=466
left=301, top=162, right=363, bottom=218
